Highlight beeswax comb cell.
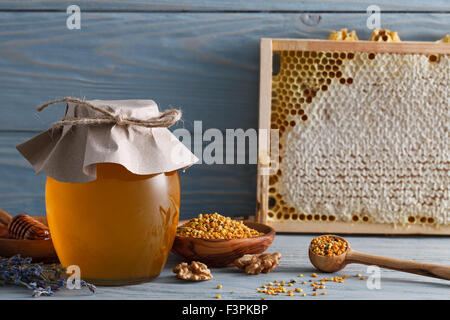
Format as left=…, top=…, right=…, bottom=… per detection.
left=257, top=39, right=450, bottom=235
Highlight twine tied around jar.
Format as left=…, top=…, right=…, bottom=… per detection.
left=36, top=97, right=182, bottom=128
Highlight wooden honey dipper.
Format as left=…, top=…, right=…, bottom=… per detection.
left=8, top=214, right=50, bottom=240
left=308, top=235, right=450, bottom=280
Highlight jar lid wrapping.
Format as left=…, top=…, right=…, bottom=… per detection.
left=17, top=99, right=198, bottom=183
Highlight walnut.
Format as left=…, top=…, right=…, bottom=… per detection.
left=173, top=261, right=213, bottom=281
left=234, top=252, right=281, bottom=275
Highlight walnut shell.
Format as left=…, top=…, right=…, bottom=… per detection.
left=173, top=261, right=213, bottom=281
left=234, top=252, right=281, bottom=275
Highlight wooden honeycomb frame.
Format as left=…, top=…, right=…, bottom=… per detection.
left=257, top=39, right=450, bottom=234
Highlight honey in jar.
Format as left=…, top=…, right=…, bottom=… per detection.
left=17, top=98, right=197, bottom=285
left=46, top=164, right=180, bottom=285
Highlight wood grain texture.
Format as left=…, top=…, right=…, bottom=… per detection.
left=0, top=234, right=449, bottom=299
left=256, top=38, right=273, bottom=225
left=0, top=1, right=448, bottom=12
left=172, top=221, right=275, bottom=267
left=272, top=38, right=450, bottom=53
left=345, top=249, right=450, bottom=280
left=0, top=13, right=449, bottom=131
left=270, top=221, right=450, bottom=235
left=0, top=132, right=257, bottom=219
left=309, top=235, right=450, bottom=280
left=0, top=12, right=449, bottom=220
left=0, top=216, right=58, bottom=263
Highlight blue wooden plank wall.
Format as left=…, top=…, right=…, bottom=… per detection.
left=0, top=1, right=448, bottom=219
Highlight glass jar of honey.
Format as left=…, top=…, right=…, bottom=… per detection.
left=17, top=98, right=197, bottom=285
left=46, top=164, right=180, bottom=285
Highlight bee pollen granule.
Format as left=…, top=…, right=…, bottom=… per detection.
left=177, top=213, right=264, bottom=240
left=310, top=235, right=348, bottom=256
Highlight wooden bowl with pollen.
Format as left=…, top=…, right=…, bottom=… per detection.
left=171, top=220, right=275, bottom=267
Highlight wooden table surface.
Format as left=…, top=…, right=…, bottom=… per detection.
left=0, top=234, right=449, bottom=299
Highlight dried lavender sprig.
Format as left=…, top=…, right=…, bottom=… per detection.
left=0, top=254, right=96, bottom=297
left=32, top=286, right=54, bottom=298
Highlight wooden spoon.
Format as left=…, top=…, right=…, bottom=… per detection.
left=309, top=235, right=450, bottom=280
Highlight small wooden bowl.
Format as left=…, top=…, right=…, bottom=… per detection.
left=0, top=216, right=58, bottom=263
left=171, top=220, right=275, bottom=267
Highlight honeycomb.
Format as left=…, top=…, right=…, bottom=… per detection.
left=429, top=35, right=450, bottom=63
left=328, top=29, right=358, bottom=41
left=438, top=35, right=450, bottom=43
left=328, top=29, right=402, bottom=42
left=267, top=49, right=449, bottom=227
left=369, top=29, right=401, bottom=42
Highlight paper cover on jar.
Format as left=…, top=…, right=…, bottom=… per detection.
left=16, top=99, right=199, bottom=183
